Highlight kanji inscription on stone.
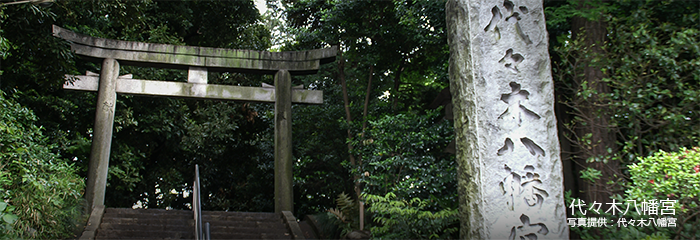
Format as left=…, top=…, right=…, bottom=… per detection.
left=446, top=0, right=569, bottom=238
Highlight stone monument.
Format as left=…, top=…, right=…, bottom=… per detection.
left=445, top=0, right=569, bottom=239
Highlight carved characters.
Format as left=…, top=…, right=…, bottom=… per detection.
left=485, top=0, right=533, bottom=44
left=498, top=82, right=541, bottom=126
left=500, top=49, right=525, bottom=73
left=497, top=82, right=545, bottom=157
left=489, top=1, right=551, bottom=238
left=509, top=214, right=549, bottom=240
left=501, top=165, right=550, bottom=210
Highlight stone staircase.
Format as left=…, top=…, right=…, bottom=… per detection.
left=203, top=211, right=292, bottom=239
left=82, top=207, right=304, bottom=239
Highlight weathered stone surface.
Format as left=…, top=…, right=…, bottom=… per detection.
left=86, top=58, right=119, bottom=211
left=187, top=67, right=208, bottom=84
left=281, top=211, right=305, bottom=239
left=446, top=0, right=568, bottom=239
left=274, top=70, right=293, bottom=213
left=52, top=25, right=337, bottom=74
left=64, top=74, right=323, bottom=104
left=78, top=204, right=105, bottom=240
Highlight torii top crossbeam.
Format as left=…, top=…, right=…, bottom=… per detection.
left=53, top=25, right=337, bottom=75
left=54, top=25, right=337, bottom=104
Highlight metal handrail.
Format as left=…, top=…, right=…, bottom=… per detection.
left=193, top=164, right=210, bottom=240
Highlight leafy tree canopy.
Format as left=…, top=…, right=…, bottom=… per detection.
left=1, top=0, right=277, bottom=212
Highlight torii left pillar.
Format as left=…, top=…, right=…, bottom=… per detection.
left=86, top=58, right=119, bottom=211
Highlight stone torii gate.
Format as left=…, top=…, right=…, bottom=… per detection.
left=52, top=25, right=337, bottom=213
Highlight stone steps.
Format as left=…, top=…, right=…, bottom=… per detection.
left=92, top=208, right=294, bottom=239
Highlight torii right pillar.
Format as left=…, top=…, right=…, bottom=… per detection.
left=446, top=0, right=569, bottom=239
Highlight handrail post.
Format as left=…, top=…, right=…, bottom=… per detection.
left=204, top=222, right=211, bottom=240
left=194, top=164, right=203, bottom=240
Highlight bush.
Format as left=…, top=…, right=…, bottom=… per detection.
left=567, top=147, right=700, bottom=239
left=351, top=109, right=456, bottom=208
left=347, top=109, right=458, bottom=239
left=0, top=91, right=86, bottom=238
left=364, top=192, right=458, bottom=239
left=626, top=147, right=700, bottom=239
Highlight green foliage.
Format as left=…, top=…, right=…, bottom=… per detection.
left=628, top=147, right=700, bottom=209
left=284, top=0, right=449, bottom=111
left=325, top=192, right=360, bottom=237
left=102, top=95, right=276, bottom=211
left=285, top=0, right=452, bottom=219
left=566, top=147, right=700, bottom=239
left=292, top=88, right=357, bottom=216
left=0, top=202, right=18, bottom=236
left=364, top=192, right=458, bottom=239
left=546, top=1, right=698, bottom=239
left=549, top=0, right=700, bottom=163
left=604, top=3, right=700, bottom=158
left=297, top=104, right=457, bottom=238
left=0, top=91, right=85, bottom=239
left=545, top=0, right=615, bottom=27
left=0, top=7, right=14, bottom=66
left=579, top=167, right=602, bottom=183
left=352, top=109, right=456, bottom=208
left=344, top=109, right=457, bottom=238
left=627, top=147, right=700, bottom=239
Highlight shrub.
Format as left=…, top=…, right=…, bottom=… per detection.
left=567, top=147, right=700, bottom=239
left=364, top=192, right=458, bottom=239
left=347, top=109, right=458, bottom=239
left=0, top=91, right=86, bottom=238
left=351, top=109, right=456, bottom=209
left=627, top=147, right=700, bottom=239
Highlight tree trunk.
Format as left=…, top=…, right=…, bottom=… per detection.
left=338, top=55, right=361, bottom=199
left=571, top=0, right=620, bottom=206
left=361, top=65, right=374, bottom=134
left=339, top=60, right=376, bottom=231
